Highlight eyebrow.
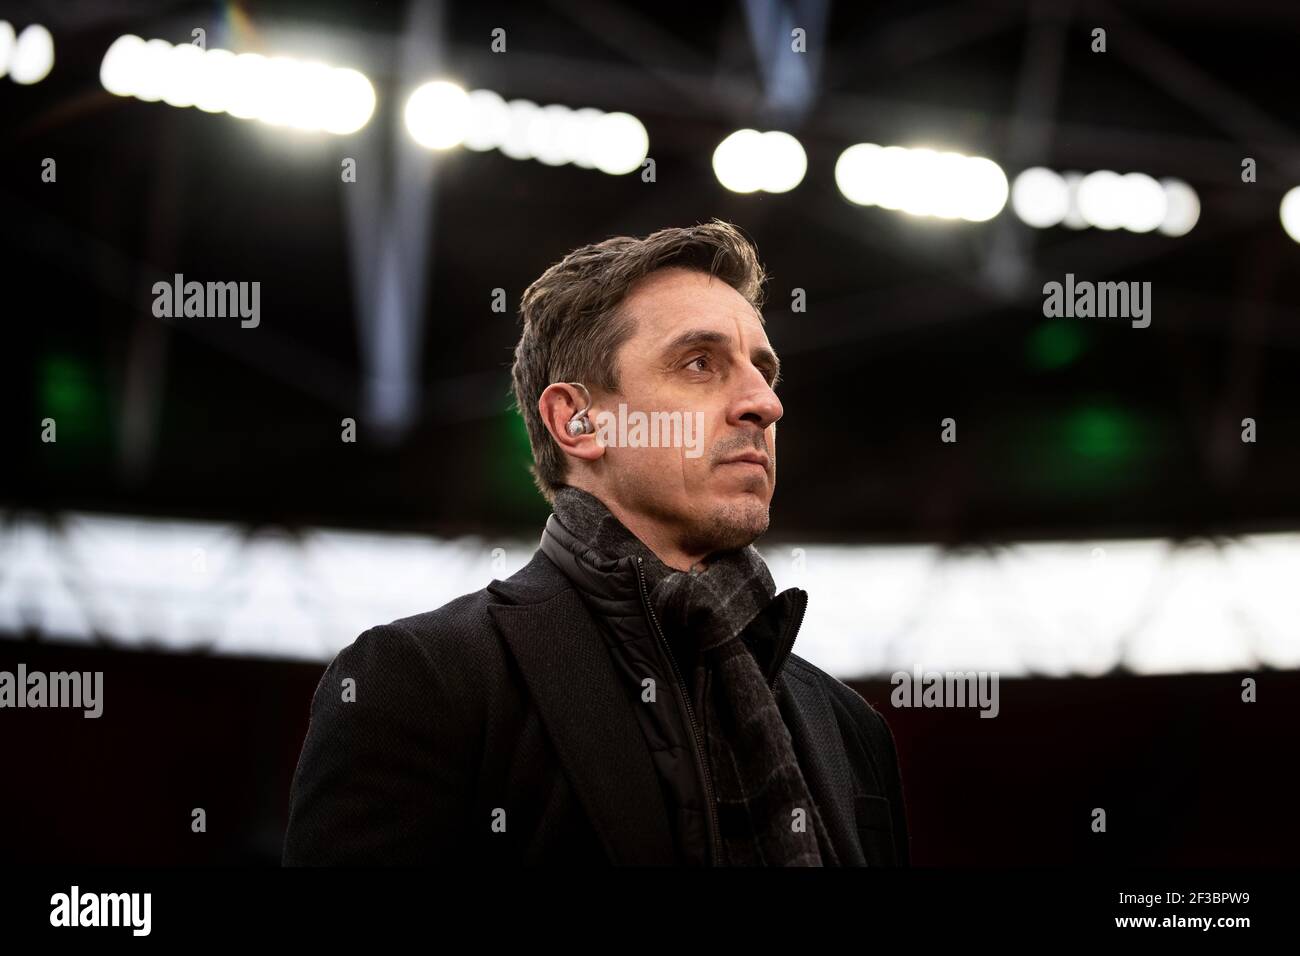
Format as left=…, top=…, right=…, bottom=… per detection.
left=659, top=328, right=782, bottom=386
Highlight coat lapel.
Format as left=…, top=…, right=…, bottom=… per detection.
left=488, top=565, right=677, bottom=865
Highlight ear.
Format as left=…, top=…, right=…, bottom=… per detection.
left=539, top=383, right=605, bottom=463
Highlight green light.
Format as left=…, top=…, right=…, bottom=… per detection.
left=1065, top=405, right=1140, bottom=462
left=1001, top=400, right=1162, bottom=499
left=1026, top=320, right=1086, bottom=371
left=41, top=357, right=94, bottom=419
left=490, top=402, right=550, bottom=520
left=39, top=354, right=110, bottom=450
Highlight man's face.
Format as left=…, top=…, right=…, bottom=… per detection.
left=593, top=267, right=783, bottom=556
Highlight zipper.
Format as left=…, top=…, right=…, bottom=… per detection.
left=635, top=555, right=722, bottom=867
left=771, top=589, right=807, bottom=694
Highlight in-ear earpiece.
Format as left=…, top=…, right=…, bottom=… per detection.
left=564, top=382, right=594, bottom=436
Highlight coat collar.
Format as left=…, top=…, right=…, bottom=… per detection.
left=484, top=535, right=850, bottom=865
left=532, top=512, right=806, bottom=691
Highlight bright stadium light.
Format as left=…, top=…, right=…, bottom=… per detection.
left=872, top=146, right=914, bottom=211
left=713, top=129, right=806, bottom=194
left=882, top=146, right=924, bottom=212
left=498, top=98, right=539, bottom=160
left=953, top=155, right=1008, bottom=221
left=1121, top=172, right=1167, bottom=233
left=6, top=23, right=54, bottom=85
left=1017, top=166, right=1198, bottom=236
left=1011, top=167, right=1070, bottom=228
left=461, top=88, right=509, bottom=151
left=160, top=42, right=205, bottom=108
left=259, top=55, right=318, bottom=128
left=137, top=38, right=185, bottom=104
left=99, top=34, right=144, bottom=96
left=192, top=47, right=234, bottom=113
left=836, top=143, right=1007, bottom=221
left=590, top=111, right=649, bottom=175
left=1158, top=178, right=1200, bottom=237
left=322, top=68, right=375, bottom=135
left=757, top=131, right=807, bottom=193
left=1076, top=169, right=1125, bottom=230
left=714, top=129, right=764, bottom=193
left=224, top=52, right=268, bottom=119
left=1281, top=186, right=1300, bottom=244
left=1078, top=169, right=1168, bottom=232
left=529, top=103, right=573, bottom=166
left=404, top=84, right=648, bottom=175
left=560, top=106, right=602, bottom=168
left=98, top=34, right=375, bottom=135
left=404, top=80, right=470, bottom=149
left=834, top=143, right=882, bottom=205
left=922, top=150, right=975, bottom=218
left=1061, top=172, right=1088, bottom=229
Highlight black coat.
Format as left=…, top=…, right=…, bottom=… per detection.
left=283, top=530, right=911, bottom=866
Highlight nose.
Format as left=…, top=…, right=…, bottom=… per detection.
left=729, top=364, right=783, bottom=432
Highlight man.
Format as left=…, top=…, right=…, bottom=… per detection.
left=283, top=221, right=909, bottom=866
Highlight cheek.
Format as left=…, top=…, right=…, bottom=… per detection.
left=629, top=445, right=696, bottom=487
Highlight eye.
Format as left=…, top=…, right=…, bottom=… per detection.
left=685, top=354, right=712, bottom=373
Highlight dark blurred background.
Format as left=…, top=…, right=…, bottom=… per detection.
left=1, top=0, right=1297, bottom=865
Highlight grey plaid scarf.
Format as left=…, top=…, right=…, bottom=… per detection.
left=551, top=485, right=837, bottom=866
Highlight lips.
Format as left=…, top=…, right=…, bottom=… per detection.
left=719, top=452, right=769, bottom=470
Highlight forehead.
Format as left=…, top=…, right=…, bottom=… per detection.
left=621, top=267, right=768, bottom=345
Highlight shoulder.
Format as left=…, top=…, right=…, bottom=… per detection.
left=334, top=587, right=495, bottom=664
left=322, top=548, right=568, bottom=694
left=784, top=652, right=886, bottom=721
left=386, top=587, right=500, bottom=655
left=783, top=653, right=901, bottom=772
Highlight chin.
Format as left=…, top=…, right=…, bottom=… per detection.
left=690, top=494, right=771, bottom=554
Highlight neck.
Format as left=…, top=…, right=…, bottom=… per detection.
left=606, top=502, right=706, bottom=572
left=569, top=481, right=706, bottom=571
